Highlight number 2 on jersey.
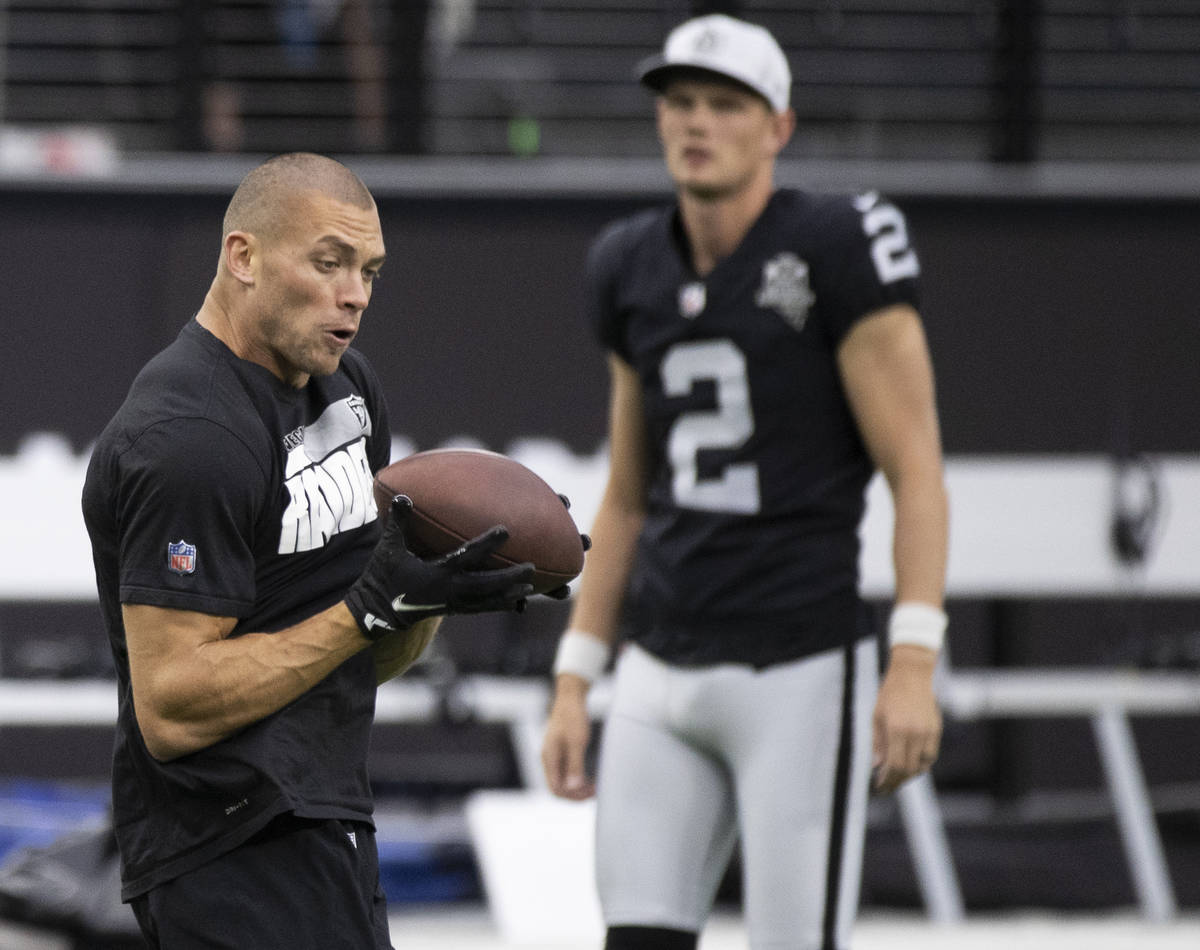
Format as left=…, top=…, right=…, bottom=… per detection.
left=661, top=339, right=761, bottom=514
left=855, top=191, right=919, bottom=285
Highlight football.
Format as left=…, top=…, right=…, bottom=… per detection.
left=372, top=448, right=586, bottom=595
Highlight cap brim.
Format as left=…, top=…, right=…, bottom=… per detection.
left=635, top=54, right=670, bottom=89
left=637, top=58, right=775, bottom=109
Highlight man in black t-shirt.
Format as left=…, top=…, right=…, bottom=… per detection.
left=83, top=152, right=543, bottom=949
left=541, top=16, right=950, bottom=950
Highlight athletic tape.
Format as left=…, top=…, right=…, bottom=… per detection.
left=888, top=602, right=947, bottom=652
left=552, top=629, right=611, bottom=682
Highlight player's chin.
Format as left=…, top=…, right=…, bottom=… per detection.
left=676, top=172, right=734, bottom=202
left=307, top=343, right=349, bottom=377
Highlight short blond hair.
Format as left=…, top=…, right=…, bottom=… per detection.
left=222, top=152, right=375, bottom=241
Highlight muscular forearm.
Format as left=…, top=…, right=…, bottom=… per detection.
left=127, top=601, right=369, bottom=761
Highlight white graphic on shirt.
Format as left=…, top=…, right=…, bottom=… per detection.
left=345, top=394, right=369, bottom=430
left=278, top=396, right=378, bottom=554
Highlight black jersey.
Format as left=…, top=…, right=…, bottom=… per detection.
left=82, top=319, right=391, bottom=899
left=588, top=189, right=921, bottom=668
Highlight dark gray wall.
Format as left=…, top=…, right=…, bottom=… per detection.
left=5, top=188, right=1200, bottom=457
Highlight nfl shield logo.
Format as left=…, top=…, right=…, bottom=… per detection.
left=678, top=281, right=706, bottom=319
left=167, top=540, right=197, bottom=575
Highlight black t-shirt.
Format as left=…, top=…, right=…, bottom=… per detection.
left=588, top=189, right=921, bottom=667
left=82, top=319, right=391, bottom=899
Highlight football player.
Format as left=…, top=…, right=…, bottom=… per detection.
left=542, top=15, right=949, bottom=950
left=83, top=152, right=536, bottom=949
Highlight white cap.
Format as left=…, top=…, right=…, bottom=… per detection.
left=638, top=14, right=791, bottom=114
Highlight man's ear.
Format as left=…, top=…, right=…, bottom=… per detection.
left=768, top=107, right=796, bottom=157
left=223, top=231, right=256, bottom=286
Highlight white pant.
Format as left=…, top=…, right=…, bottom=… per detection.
left=595, top=638, right=878, bottom=950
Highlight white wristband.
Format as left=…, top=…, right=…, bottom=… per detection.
left=888, top=602, right=947, bottom=652
left=552, top=630, right=611, bottom=683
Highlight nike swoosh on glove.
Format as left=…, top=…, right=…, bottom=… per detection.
left=346, top=495, right=535, bottom=639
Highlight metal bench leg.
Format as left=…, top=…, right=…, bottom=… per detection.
left=897, top=772, right=966, bottom=923
left=1091, top=706, right=1177, bottom=921
left=509, top=713, right=550, bottom=791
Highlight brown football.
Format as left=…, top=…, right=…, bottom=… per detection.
left=372, top=448, right=585, bottom=595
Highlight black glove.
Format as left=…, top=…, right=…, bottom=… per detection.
left=346, top=495, right=535, bottom=640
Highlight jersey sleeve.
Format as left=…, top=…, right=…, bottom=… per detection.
left=115, top=418, right=268, bottom=617
left=584, top=217, right=636, bottom=360
left=811, top=191, right=922, bottom=345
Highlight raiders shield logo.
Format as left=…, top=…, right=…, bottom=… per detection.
left=755, top=252, right=815, bottom=332
left=346, top=393, right=369, bottom=430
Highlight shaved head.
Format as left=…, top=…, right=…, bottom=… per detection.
left=202, top=152, right=385, bottom=387
left=222, top=152, right=375, bottom=242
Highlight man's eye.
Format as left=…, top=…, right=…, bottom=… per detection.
left=318, top=260, right=338, bottom=271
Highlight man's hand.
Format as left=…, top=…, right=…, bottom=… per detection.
left=541, top=675, right=596, bottom=800
left=346, top=495, right=535, bottom=639
left=871, top=645, right=942, bottom=794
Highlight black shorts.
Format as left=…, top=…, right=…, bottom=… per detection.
left=130, top=814, right=392, bottom=950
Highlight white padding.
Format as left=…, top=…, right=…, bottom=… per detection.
left=465, top=790, right=603, bottom=945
